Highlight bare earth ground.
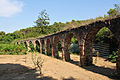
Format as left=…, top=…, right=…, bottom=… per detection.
left=0, top=53, right=117, bottom=80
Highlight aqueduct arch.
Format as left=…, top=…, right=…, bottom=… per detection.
left=15, top=16, right=120, bottom=74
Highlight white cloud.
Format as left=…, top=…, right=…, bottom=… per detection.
left=0, top=0, right=23, bottom=17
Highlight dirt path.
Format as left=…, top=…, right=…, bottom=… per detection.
left=0, top=53, right=117, bottom=80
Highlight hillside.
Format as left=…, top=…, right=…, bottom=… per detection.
left=0, top=16, right=105, bottom=44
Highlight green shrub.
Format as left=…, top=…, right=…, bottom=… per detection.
left=58, top=41, right=62, bottom=51
left=94, top=27, right=112, bottom=44
left=29, top=42, right=34, bottom=52
left=35, top=42, right=40, bottom=52
left=108, top=51, right=118, bottom=63
left=0, top=44, right=27, bottom=55
left=70, top=43, right=80, bottom=55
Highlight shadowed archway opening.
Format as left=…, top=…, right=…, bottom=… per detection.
left=46, top=38, right=52, bottom=56
left=93, top=27, right=118, bottom=59
left=35, top=40, right=40, bottom=52
left=58, top=41, right=62, bottom=56
left=17, top=42, right=19, bottom=45
left=64, top=33, right=79, bottom=61
left=84, top=26, right=118, bottom=66
left=24, top=41, right=28, bottom=49
left=70, top=35, right=79, bottom=55
left=29, top=41, right=34, bottom=52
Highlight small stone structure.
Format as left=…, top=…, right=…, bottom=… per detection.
left=15, top=16, right=120, bottom=74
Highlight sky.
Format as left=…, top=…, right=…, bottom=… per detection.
left=0, top=0, right=120, bottom=33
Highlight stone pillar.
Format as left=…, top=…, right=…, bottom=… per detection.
left=32, top=40, right=36, bottom=50
left=78, top=39, right=85, bottom=66
left=55, top=42, right=59, bottom=58
left=76, top=33, right=86, bottom=66
left=51, top=38, right=56, bottom=57
left=61, top=38, right=70, bottom=61
left=76, top=32, right=93, bottom=66
left=84, top=39, right=93, bottom=66
left=51, top=37, right=59, bottom=58
left=52, top=44, right=56, bottom=57
left=39, top=40, right=42, bottom=53
left=26, top=41, right=31, bottom=51
left=41, top=40, right=45, bottom=54
left=46, top=39, right=51, bottom=56
left=51, top=42, right=54, bottom=57
left=38, top=40, right=45, bottom=54
left=116, top=45, right=120, bottom=74
left=44, top=39, right=47, bottom=54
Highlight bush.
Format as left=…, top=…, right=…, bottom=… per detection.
left=29, top=42, right=34, bottom=52
left=94, top=27, right=112, bottom=44
left=108, top=51, right=118, bottom=63
left=70, top=43, right=80, bottom=54
left=31, top=52, right=44, bottom=74
left=0, top=44, right=27, bottom=55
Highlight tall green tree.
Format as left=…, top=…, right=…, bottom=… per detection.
left=114, top=4, right=120, bottom=15
left=107, top=8, right=117, bottom=18
left=35, top=10, right=50, bottom=33
left=107, top=4, right=120, bottom=18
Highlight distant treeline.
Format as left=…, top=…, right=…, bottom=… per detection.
left=0, top=4, right=119, bottom=44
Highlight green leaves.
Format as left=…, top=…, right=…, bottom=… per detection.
left=29, top=41, right=34, bottom=52
left=35, top=10, right=50, bottom=34
left=0, top=44, right=27, bottom=55
left=107, top=4, right=120, bottom=18
left=95, top=27, right=112, bottom=44
left=107, top=8, right=117, bottom=18
left=108, top=51, right=118, bottom=63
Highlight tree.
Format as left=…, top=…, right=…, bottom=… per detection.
left=0, top=31, right=5, bottom=36
left=35, top=10, right=50, bottom=33
left=107, top=4, right=120, bottom=18
left=107, top=8, right=117, bottom=18
left=114, top=4, right=120, bottom=15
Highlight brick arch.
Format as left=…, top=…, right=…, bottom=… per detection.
left=63, top=32, right=79, bottom=61
left=15, top=16, right=120, bottom=74
left=84, top=27, right=103, bottom=65
left=65, top=33, right=74, bottom=44
left=107, top=18, right=120, bottom=74
left=64, top=32, right=78, bottom=47
left=84, top=21, right=118, bottom=65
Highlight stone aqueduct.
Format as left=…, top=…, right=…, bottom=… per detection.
left=16, top=16, right=120, bottom=74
